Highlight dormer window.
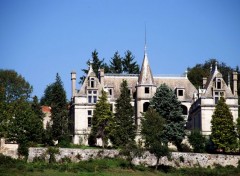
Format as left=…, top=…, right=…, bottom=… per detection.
left=216, top=79, right=221, bottom=89
left=176, top=88, right=184, bottom=97
left=178, top=89, right=183, bottom=96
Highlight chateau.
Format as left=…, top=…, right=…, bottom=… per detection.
left=70, top=49, right=238, bottom=145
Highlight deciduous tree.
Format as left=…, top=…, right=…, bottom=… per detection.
left=141, top=108, right=169, bottom=169
left=0, top=70, right=43, bottom=156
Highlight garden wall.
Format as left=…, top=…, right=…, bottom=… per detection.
left=28, top=147, right=240, bottom=168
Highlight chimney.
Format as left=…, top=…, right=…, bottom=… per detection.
left=203, top=77, right=207, bottom=88
left=71, top=71, right=76, bottom=97
left=233, top=72, right=238, bottom=96
left=98, top=69, right=104, bottom=85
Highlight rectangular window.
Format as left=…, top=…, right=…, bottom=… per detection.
left=215, top=97, right=219, bottom=104
left=145, top=87, right=149, bottom=94
left=88, top=117, right=92, bottom=127
left=109, top=89, right=112, bottom=95
left=178, top=90, right=183, bottom=96
left=88, top=96, right=92, bottom=103
left=88, top=110, right=92, bottom=115
left=93, top=96, right=97, bottom=103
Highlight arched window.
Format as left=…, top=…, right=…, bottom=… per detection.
left=90, top=78, right=95, bottom=88
left=143, top=102, right=150, bottom=112
left=216, top=79, right=221, bottom=89
left=181, top=105, right=188, bottom=115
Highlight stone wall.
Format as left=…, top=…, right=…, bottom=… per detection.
left=28, top=147, right=240, bottom=168
left=0, top=138, right=18, bottom=159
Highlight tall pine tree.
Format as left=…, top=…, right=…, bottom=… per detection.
left=42, top=73, right=69, bottom=145
left=109, top=51, right=123, bottom=73
left=110, top=80, right=136, bottom=147
left=211, top=97, right=237, bottom=152
left=89, top=89, right=113, bottom=148
left=79, top=50, right=105, bottom=84
left=150, top=83, right=185, bottom=151
left=122, top=50, right=140, bottom=74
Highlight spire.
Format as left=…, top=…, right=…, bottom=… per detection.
left=138, top=46, right=154, bottom=85
left=144, top=24, right=147, bottom=56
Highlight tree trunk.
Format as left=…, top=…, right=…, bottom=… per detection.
left=155, top=157, right=160, bottom=170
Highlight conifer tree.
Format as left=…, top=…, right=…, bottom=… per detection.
left=141, top=108, right=169, bottom=169
left=31, top=96, right=44, bottom=120
left=122, top=50, right=140, bottom=74
left=109, top=51, right=123, bottom=73
left=42, top=73, right=69, bottom=145
left=90, top=89, right=113, bottom=148
left=150, top=83, right=185, bottom=150
left=79, top=50, right=105, bottom=84
left=110, top=80, right=136, bottom=147
left=211, top=97, right=237, bottom=152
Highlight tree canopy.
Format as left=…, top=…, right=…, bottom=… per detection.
left=150, top=83, right=185, bottom=150
left=187, top=59, right=236, bottom=89
left=141, top=107, right=169, bottom=169
left=0, top=69, right=32, bottom=103
left=122, top=50, right=140, bottom=74
left=89, top=89, right=113, bottom=148
left=109, top=51, right=123, bottom=73
left=110, top=80, right=136, bottom=147
left=41, top=73, right=69, bottom=145
left=211, top=97, right=237, bottom=152
left=0, top=69, right=43, bottom=156
left=79, top=50, right=105, bottom=84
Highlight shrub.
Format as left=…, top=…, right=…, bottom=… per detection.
left=188, top=130, right=206, bottom=153
left=46, top=147, right=60, bottom=163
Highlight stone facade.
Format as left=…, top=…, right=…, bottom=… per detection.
left=188, top=64, right=238, bottom=135
left=70, top=49, right=238, bottom=145
left=28, top=147, right=240, bottom=168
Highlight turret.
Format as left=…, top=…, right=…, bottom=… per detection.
left=136, top=45, right=156, bottom=127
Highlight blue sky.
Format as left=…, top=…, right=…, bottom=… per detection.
left=1, top=0, right=239, bottom=100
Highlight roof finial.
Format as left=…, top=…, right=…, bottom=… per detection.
left=89, top=59, right=93, bottom=72
left=215, top=61, right=218, bottom=71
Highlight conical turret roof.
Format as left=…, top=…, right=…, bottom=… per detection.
left=138, top=46, right=154, bottom=85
